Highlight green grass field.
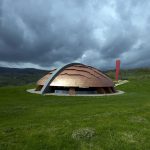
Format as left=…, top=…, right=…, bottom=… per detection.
left=0, top=72, right=150, bottom=149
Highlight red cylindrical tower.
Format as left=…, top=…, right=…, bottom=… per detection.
left=116, top=59, right=121, bottom=81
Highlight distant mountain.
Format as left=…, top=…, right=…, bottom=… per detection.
left=0, top=67, right=48, bottom=74
left=0, top=67, right=49, bottom=87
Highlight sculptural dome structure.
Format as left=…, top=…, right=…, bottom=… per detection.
left=36, top=63, right=115, bottom=95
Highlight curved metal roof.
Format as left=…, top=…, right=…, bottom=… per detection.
left=37, top=63, right=114, bottom=94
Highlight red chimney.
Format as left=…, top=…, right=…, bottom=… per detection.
left=116, top=59, right=121, bottom=81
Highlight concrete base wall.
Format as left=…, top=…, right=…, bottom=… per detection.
left=27, top=89, right=124, bottom=96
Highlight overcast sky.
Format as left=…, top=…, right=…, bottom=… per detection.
left=0, top=0, right=150, bottom=70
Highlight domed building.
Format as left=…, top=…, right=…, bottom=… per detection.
left=35, top=63, right=116, bottom=95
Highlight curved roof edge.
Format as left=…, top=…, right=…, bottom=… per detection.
left=40, top=62, right=83, bottom=94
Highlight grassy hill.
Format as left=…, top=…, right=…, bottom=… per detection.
left=0, top=68, right=150, bottom=150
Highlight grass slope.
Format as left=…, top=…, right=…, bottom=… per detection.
left=0, top=72, right=150, bottom=149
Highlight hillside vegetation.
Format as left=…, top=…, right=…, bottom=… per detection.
left=0, top=67, right=48, bottom=87
left=106, top=68, right=150, bottom=80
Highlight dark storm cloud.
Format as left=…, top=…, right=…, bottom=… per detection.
left=0, top=0, right=150, bottom=69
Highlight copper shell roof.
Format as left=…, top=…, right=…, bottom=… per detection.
left=37, top=63, right=114, bottom=88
